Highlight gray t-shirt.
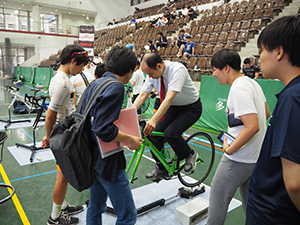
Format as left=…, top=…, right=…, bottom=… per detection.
left=142, top=61, right=199, bottom=106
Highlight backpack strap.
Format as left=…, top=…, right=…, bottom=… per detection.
left=80, top=72, right=90, bottom=87
left=76, top=78, right=119, bottom=117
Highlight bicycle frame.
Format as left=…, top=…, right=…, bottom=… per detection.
left=126, top=131, right=180, bottom=183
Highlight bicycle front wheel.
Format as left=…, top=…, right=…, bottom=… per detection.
left=178, top=132, right=215, bottom=187
left=140, top=97, right=150, bottom=113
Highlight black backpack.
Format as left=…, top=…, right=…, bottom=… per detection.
left=49, top=78, right=118, bottom=191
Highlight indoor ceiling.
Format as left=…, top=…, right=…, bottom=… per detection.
left=0, top=0, right=97, bottom=18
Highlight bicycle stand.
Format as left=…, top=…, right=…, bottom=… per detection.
left=0, top=86, right=32, bottom=129
left=15, top=105, right=45, bottom=162
left=0, top=109, right=31, bottom=129
left=105, top=185, right=205, bottom=216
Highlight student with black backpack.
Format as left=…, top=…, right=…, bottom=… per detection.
left=42, top=44, right=89, bottom=225
left=80, top=46, right=142, bottom=225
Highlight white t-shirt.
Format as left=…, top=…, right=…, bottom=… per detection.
left=93, top=57, right=103, bottom=64
left=83, top=65, right=95, bottom=76
left=142, top=61, right=199, bottom=106
left=70, top=72, right=95, bottom=100
left=49, top=70, right=75, bottom=121
left=131, top=69, right=145, bottom=95
left=182, top=8, right=188, bottom=16
left=226, top=76, right=267, bottom=163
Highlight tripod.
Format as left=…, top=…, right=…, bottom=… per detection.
left=0, top=86, right=31, bottom=129
left=15, top=95, right=48, bottom=162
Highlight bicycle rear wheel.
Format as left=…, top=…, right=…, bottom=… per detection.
left=140, top=97, right=150, bottom=113
left=177, top=132, right=215, bottom=187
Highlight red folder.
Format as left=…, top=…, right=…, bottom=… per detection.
left=96, top=107, right=141, bottom=158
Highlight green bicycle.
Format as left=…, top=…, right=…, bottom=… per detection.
left=126, top=121, right=216, bottom=187
left=122, top=85, right=151, bottom=113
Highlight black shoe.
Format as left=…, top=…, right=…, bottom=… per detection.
left=61, top=204, right=83, bottom=215
left=47, top=213, right=79, bottom=225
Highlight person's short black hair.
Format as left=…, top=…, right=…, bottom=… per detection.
left=94, top=63, right=106, bottom=79
left=179, top=29, right=185, bottom=33
left=94, top=53, right=98, bottom=57
left=60, top=44, right=89, bottom=66
left=243, top=58, right=251, bottom=64
left=211, top=49, right=241, bottom=71
left=148, top=40, right=153, bottom=44
left=257, top=15, right=300, bottom=67
left=186, top=35, right=192, bottom=39
left=157, top=32, right=163, bottom=36
left=142, top=52, right=163, bottom=70
left=105, top=46, right=137, bottom=76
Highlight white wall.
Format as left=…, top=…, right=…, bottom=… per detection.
left=61, top=14, right=95, bottom=35
left=129, top=0, right=168, bottom=15
left=92, top=0, right=131, bottom=28
left=0, top=31, right=77, bottom=66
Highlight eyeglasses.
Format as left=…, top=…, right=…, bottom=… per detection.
left=71, top=51, right=88, bottom=57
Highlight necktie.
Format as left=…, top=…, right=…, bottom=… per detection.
left=160, top=76, right=165, bottom=121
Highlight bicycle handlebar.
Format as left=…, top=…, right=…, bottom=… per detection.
left=6, top=85, right=19, bottom=92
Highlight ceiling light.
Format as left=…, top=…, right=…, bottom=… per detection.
left=69, top=12, right=71, bottom=14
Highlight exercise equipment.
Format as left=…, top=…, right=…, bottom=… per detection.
left=105, top=186, right=205, bottom=216
left=15, top=94, right=49, bottom=162
left=0, top=85, right=31, bottom=129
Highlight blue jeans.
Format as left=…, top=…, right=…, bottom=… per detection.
left=86, top=170, right=137, bottom=225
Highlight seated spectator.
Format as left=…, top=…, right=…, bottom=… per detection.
left=156, top=17, right=166, bottom=27
left=155, top=32, right=168, bottom=48
left=94, top=63, right=106, bottom=79
left=113, top=19, right=118, bottom=24
left=125, top=42, right=136, bottom=52
left=182, top=6, right=188, bottom=17
left=107, top=21, right=113, bottom=26
left=135, top=7, right=141, bottom=13
left=130, top=16, right=137, bottom=27
left=243, top=58, right=260, bottom=79
left=163, top=8, right=171, bottom=20
left=177, top=29, right=190, bottom=48
left=161, top=16, right=168, bottom=26
left=177, top=35, right=195, bottom=59
left=147, top=40, right=157, bottom=52
left=167, top=17, right=173, bottom=25
left=149, top=17, right=158, bottom=28
left=93, top=53, right=103, bottom=65
left=187, top=6, right=198, bottom=20
left=170, top=7, right=178, bottom=20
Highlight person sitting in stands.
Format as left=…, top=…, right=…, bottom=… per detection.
left=155, top=32, right=168, bottom=48
left=177, top=36, right=195, bottom=59
left=187, top=6, right=198, bottom=20
left=177, top=29, right=190, bottom=48
left=170, top=7, right=178, bottom=20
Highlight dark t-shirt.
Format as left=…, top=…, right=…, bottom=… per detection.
left=243, top=65, right=260, bottom=79
left=80, top=72, right=126, bottom=182
left=247, top=75, right=300, bottom=224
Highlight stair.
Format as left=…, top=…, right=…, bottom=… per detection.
left=239, top=0, right=300, bottom=61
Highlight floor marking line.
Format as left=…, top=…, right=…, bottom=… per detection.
left=0, top=163, right=30, bottom=225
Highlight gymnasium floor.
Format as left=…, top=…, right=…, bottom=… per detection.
left=0, top=77, right=245, bottom=225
